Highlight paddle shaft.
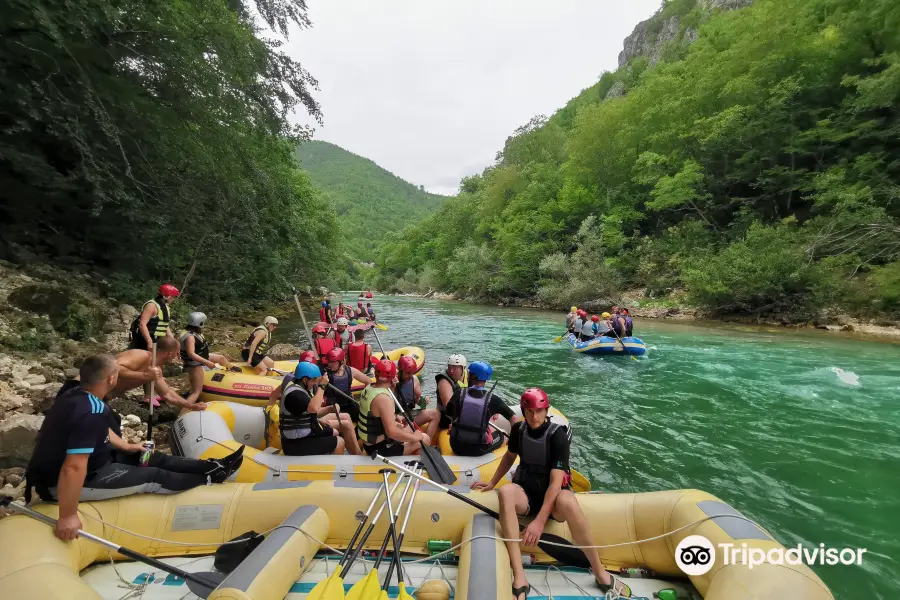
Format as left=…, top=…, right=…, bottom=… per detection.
left=610, top=320, right=637, bottom=361
left=342, top=470, right=405, bottom=574
left=147, top=342, right=157, bottom=442
left=383, top=466, right=422, bottom=587
left=2, top=499, right=219, bottom=591
left=339, top=480, right=386, bottom=568
left=373, top=466, right=417, bottom=569
left=380, top=471, right=404, bottom=592
left=290, top=286, right=319, bottom=361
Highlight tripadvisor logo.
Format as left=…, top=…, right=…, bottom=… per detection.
left=675, top=535, right=867, bottom=575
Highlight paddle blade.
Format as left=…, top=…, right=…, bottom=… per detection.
left=537, top=532, right=590, bottom=568
left=376, top=323, right=389, bottom=331
left=185, top=571, right=225, bottom=599
left=418, top=445, right=457, bottom=485
left=552, top=336, right=563, bottom=343
left=306, top=571, right=345, bottom=600
left=397, top=582, right=414, bottom=600
left=346, top=569, right=380, bottom=600
left=569, top=469, right=592, bottom=493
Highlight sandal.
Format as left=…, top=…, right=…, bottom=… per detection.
left=596, top=574, right=632, bottom=599
left=512, top=583, right=531, bottom=600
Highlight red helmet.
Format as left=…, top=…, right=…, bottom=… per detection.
left=158, top=283, right=180, bottom=298
left=327, top=347, right=345, bottom=363
left=374, top=359, right=397, bottom=381
left=299, top=350, right=317, bottom=364
left=398, top=355, right=417, bottom=374
left=591, top=315, right=600, bottom=322
left=520, top=388, right=550, bottom=411
left=312, top=323, right=328, bottom=334
left=577, top=309, right=587, bottom=317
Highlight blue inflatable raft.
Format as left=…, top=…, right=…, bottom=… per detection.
left=566, top=332, right=647, bottom=356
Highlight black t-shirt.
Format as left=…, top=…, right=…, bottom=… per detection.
left=283, top=385, right=327, bottom=436
left=508, top=420, right=570, bottom=474
left=27, top=386, right=114, bottom=483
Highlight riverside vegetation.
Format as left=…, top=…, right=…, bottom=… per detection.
left=373, top=0, right=900, bottom=324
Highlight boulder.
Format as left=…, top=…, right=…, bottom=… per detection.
left=267, top=343, right=303, bottom=361
left=0, top=413, right=44, bottom=468
left=30, top=382, right=62, bottom=414
left=0, top=382, right=30, bottom=415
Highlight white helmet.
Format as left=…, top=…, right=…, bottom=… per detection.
left=447, top=354, right=467, bottom=368
left=264, top=316, right=279, bottom=326
left=187, top=311, right=207, bottom=328
left=336, top=317, right=349, bottom=326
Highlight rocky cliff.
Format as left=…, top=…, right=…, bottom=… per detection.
left=617, top=0, right=754, bottom=68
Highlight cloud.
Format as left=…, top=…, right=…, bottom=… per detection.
left=285, top=0, right=662, bottom=195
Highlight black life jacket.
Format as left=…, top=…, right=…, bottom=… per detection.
left=279, top=382, right=322, bottom=440
left=449, top=387, right=492, bottom=447
left=326, top=366, right=353, bottom=410
left=395, top=377, right=417, bottom=413
left=434, top=372, right=461, bottom=419
left=179, top=330, right=209, bottom=363
left=512, top=421, right=569, bottom=491
left=625, top=316, right=633, bottom=336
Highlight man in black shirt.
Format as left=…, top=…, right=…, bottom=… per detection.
left=26, top=354, right=243, bottom=541
left=448, top=361, right=519, bottom=456
left=472, top=388, right=631, bottom=600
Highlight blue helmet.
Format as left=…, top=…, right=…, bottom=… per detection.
left=467, top=361, right=492, bottom=382
left=294, top=361, right=321, bottom=380
left=321, top=301, right=327, bottom=307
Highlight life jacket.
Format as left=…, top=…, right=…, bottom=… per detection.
left=358, top=385, right=391, bottom=445
left=395, top=377, right=417, bottom=413
left=449, top=387, right=492, bottom=447
left=326, top=365, right=353, bottom=410
left=625, top=316, right=633, bottom=336
left=347, top=342, right=371, bottom=372
left=319, top=308, right=327, bottom=321
left=332, top=328, right=351, bottom=349
left=242, top=326, right=271, bottom=357
left=179, top=330, right=209, bottom=363
left=566, top=313, right=576, bottom=331
left=279, top=382, right=319, bottom=440
left=129, top=297, right=170, bottom=341
left=572, top=318, right=584, bottom=334
left=314, top=337, right=336, bottom=360
left=512, top=422, right=569, bottom=491
left=611, top=316, right=625, bottom=337
left=434, top=372, right=461, bottom=420
left=580, top=319, right=597, bottom=339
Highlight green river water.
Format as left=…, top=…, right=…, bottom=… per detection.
left=283, top=295, right=899, bottom=599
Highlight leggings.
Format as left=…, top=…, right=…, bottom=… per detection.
left=47, top=451, right=214, bottom=502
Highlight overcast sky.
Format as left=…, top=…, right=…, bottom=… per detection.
left=287, top=0, right=663, bottom=196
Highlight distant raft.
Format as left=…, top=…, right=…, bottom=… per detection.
left=200, top=346, right=425, bottom=406
left=566, top=332, right=647, bottom=356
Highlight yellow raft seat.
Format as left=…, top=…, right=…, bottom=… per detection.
left=200, top=346, right=425, bottom=406
left=0, top=480, right=834, bottom=600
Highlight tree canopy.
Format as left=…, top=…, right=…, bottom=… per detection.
left=374, top=0, right=900, bottom=319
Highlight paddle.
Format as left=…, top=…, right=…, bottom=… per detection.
left=374, top=455, right=590, bottom=568
left=306, top=471, right=402, bottom=600
left=347, top=465, right=419, bottom=600
left=146, top=342, right=157, bottom=443
left=552, top=330, right=571, bottom=343
left=1, top=498, right=224, bottom=598
left=380, top=464, right=421, bottom=599
left=369, top=325, right=456, bottom=485
left=290, top=285, right=319, bottom=361
left=372, top=470, right=413, bottom=600
left=374, top=322, right=388, bottom=331
left=610, top=319, right=637, bottom=361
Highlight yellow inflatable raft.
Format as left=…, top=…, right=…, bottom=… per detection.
left=171, top=401, right=588, bottom=491
left=200, top=347, right=425, bottom=406
left=0, top=480, right=833, bottom=599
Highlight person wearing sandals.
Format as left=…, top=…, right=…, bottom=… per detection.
left=471, top=388, right=632, bottom=600
left=180, top=312, right=234, bottom=405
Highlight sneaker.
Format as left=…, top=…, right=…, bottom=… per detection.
left=206, top=446, right=245, bottom=483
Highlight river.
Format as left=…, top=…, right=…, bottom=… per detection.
left=280, top=295, right=900, bottom=599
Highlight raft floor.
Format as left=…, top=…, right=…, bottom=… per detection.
left=82, top=553, right=700, bottom=599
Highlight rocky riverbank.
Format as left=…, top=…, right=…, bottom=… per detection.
left=0, top=258, right=314, bottom=515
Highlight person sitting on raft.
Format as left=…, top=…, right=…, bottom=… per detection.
left=358, top=359, right=430, bottom=457
left=322, top=347, right=371, bottom=431
left=329, top=316, right=352, bottom=349
left=278, top=362, right=346, bottom=456
left=565, top=306, right=578, bottom=333
left=622, top=307, right=634, bottom=336
left=241, top=316, right=278, bottom=376
left=26, top=354, right=243, bottom=541
left=180, top=312, right=233, bottom=405
left=129, top=283, right=180, bottom=405
left=395, top=355, right=441, bottom=445
left=347, top=328, right=373, bottom=374
left=579, top=315, right=599, bottom=342
left=571, top=309, right=587, bottom=338
left=435, top=353, right=467, bottom=430
left=601, top=310, right=627, bottom=339
left=365, top=302, right=375, bottom=321
left=472, top=388, right=632, bottom=599
left=448, top=361, right=518, bottom=457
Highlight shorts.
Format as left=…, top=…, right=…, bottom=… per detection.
left=439, top=412, right=452, bottom=430
left=241, top=349, right=266, bottom=367
left=514, top=481, right=570, bottom=518
left=362, top=438, right=405, bottom=457
left=281, top=428, right=338, bottom=456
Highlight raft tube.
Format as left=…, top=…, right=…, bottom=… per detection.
left=200, top=346, right=425, bottom=406
left=170, top=400, right=575, bottom=489
left=566, top=332, right=647, bottom=356
left=0, top=481, right=833, bottom=599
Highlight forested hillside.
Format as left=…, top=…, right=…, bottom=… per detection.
left=296, top=141, right=447, bottom=262
left=374, top=0, right=900, bottom=320
left=0, top=0, right=339, bottom=310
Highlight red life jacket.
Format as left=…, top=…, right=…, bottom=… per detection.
left=347, top=342, right=371, bottom=372
left=319, top=308, right=327, bottom=321
left=315, top=337, right=336, bottom=360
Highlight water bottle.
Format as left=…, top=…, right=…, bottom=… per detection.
left=654, top=589, right=692, bottom=600
left=620, top=567, right=652, bottom=578
left=139, top=441, right=154, bottom=467
left=521, top=553, right=537, bottom=566
left=418, top=395, right=428, bottom=410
